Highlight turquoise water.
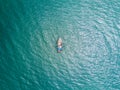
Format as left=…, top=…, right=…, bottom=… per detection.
left=0, top=0, right=120, bottom=90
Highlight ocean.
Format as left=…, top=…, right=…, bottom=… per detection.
left=0, top=0, right=120, bottom=90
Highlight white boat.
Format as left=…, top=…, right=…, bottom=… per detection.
left=57, top=38, right=62, bottom=53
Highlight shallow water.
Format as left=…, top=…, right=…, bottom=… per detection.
left=0, top=0, right=120, bottom=90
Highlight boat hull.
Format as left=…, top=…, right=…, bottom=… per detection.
left=57, top=38, right=62, bottom=53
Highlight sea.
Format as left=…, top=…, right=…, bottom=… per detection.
left=0, top=0, right=120, bottom=90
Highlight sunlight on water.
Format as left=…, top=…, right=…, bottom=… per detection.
left=0, top=0, right=120, bottom=90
